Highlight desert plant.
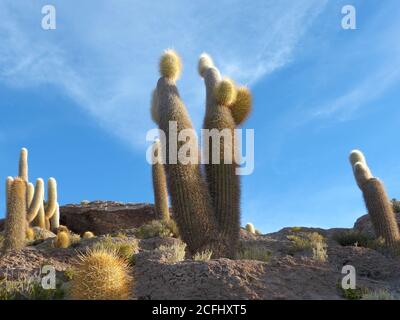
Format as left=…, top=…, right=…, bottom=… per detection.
left=151, top=50, right=221, bottom=256
left=193, top=249, right=213, bottom=261
left=82, top=231, right=95, bottom=239
left=349, top=150, right=400, bottom=253
left=362, top=178, right=400, bottom=251
left=245, top=223, right=256, bottom=234
left=237, top=245, right=271, bottom=262
left=287, top=232, right=327, bottom=261
left=0, top=275, right=65, bottom=300
left=361, top=289, right=397, bottom=300
left=199, top=54, right=252, bottom=258
left=155, top=242, right=186, bottom=263
left=135, top=220, right=173, bottom=239
left=26, top=227, right=35, bottom=241
left=391, top=199, right=400, bottom=213
left=53, top=231, right=70, bottom=248
left=92, top=236, right=138, bottom=261
left=151, top=140, right=170, bottom=221
left=68, top=248, right=133, bottom=300
left=333, top=230, right=374, bottom=247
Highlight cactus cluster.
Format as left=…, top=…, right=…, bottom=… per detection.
left=349, top=150, right=400, bottom=252
left=2, top=148, right=61, bottom=252
left=150, top=50, right=252, bottom=258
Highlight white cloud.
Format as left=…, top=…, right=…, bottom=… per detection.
left=0, top=0, right=327, bottom=150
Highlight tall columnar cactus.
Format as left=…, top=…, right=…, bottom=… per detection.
left=3, top=178, right=27, bottom=251
left=349, top=150, right=400, bottom=252
left=151, top=49, right=222, bottom=256
left=199, top=54, right=252, bottom=258
left=151, top=140, right=170, bottom=221
left=362, top=178, right=400, bottom=250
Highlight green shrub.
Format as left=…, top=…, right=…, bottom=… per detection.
left=0, top=276, right=65, bottom=300
left=362, top=289, right=397, bottom=300
left=92, top=236, right=138, bottom=261
left=392, top=199, right=400, bottom=213
left=135, top=220, right=177, bottom=239
left=237, top=245, right=271, bottom=262
left=333, top=230, right=373, bottom=247
left=286, top=232, right=327, bottom=261
left=193, top=249, right=213, bottom=261
left=155, top=242, right=186, bottom=263
left=340, top=287, right=368, bottom=300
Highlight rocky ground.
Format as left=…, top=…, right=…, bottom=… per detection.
left=0, top=201, right=399, bottom=300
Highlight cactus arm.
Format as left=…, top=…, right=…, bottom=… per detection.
left=26, top=178, right=44, bottom=223
left=18, top=148, right=28, bottom=181
left=44, top=178, right=57, bottom=219
left=26, top=182, right=34, bottom=210
left=151, top=140, right=170, bottom=221
left=5, top=177, right=14, bottom=216
left=353, top=162, right=372, bottom=189
left=50, top=202, right=60, bottom=231
left=201, top=77, right=240, bottom=258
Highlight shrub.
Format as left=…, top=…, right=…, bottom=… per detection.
left=92, top=236, right=138, bottom=261
left=333, top=230, right=374, bottom=247
left=237, top=245, right=271, bottom=262
left=193, top=249, right=213, bottom=261
left=68, top=248, right=133, bottom=300
left=290, top=227, right=302, bottom=233
left=392, top=199, right=400, bottom=213
left=287, top=232, right=327, bottom=261
left=0, top=275, right=64, bottom=300
left=362, top=289, right=397, bottom=300
left=340, top=287, right=368, bottom=300
left=155, top=242, right=186, bottom=263
left=135, top=220, right=176, bottom=239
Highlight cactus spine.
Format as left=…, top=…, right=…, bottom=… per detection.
left=3, top=178, right=27, bottom=251
left=349, top=150, right=400, bottom=252
left=151, top=140, right=170, bottom=221
left=152, top=50, right=221, bottom=256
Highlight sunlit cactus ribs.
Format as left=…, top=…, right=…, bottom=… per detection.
left=151, top=139, right=170, bottom=221
left=349, top=150, right=400, bottom=252
left=199, top=54, right=252, bottom=258
left=151, top=49, right=222, bottom=256
left=150, top=50, right=252, bottom=258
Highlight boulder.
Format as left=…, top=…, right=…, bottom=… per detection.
left=59, top=201, right=157, bottom=235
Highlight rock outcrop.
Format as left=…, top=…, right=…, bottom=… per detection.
left=59, top=201, right=157, bottom=235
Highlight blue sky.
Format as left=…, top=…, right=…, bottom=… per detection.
left=1, top=0, right=399, bottom=232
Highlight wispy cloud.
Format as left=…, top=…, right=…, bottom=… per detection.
left=0, top=0, right=327, bottom=149
left=311, top=61, right=400, bottom=121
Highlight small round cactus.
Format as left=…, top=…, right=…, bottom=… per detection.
left=82, top=231, right=95, bottom=239
left=26, top=227, right=35, bottom=241
left=69, top=249, right=133, bottom=300
left=159, top=49, right=182, bottom=81
left=245, top=223, right=256, bottom=234
left=54, top=231, right=70, bottom=248
left=215, top=78, right=237, bottom=106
